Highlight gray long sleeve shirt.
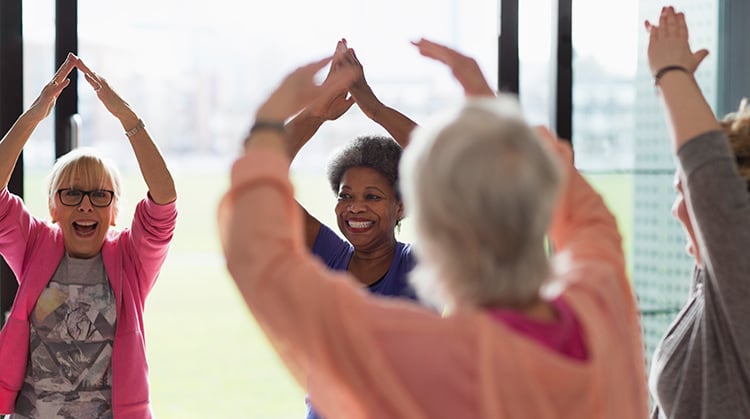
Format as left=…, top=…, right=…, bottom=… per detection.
left=649, top=130, right=750, bottom=418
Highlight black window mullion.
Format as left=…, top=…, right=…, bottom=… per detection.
left=0, top=0, right=23, bottom=327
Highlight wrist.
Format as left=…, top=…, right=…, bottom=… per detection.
left=124, top=119, right=145, bottom=138
left=653, top=65, right=690, bottom=86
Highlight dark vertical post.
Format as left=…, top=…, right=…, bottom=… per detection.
left=717, top=0, right=750, bottom=117
left=0, top=0, right=23, bottom=327
left=554, top=0, right=573, bottom=142
left=55, top=0, right=78, bottom=159
left=498, top=0, right=519, bottom=95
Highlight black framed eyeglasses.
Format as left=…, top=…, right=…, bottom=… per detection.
left=57, top=188, right=115, bottom=207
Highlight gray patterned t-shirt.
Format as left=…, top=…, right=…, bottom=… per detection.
left=13, top=253, right=116, bottom=419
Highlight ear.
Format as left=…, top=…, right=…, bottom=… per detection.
left=110, top=205, right=119, bottom=227
left=49, top=198, right=59, bottom=223
left=396, top=200, right=405, bottom=221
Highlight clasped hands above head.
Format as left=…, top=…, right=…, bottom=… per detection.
left=47, top=52, right=104, bottom=92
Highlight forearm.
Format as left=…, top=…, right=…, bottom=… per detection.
left=368, top=104, right=417, bottom=148
left=0, top=112, right=41, bottom=188
left=657, top=71, right=721, bottom=151
left=548, top=147, right=624, bottom=275
left=126, top=125, right=176, bottom=205
left=285, top=110, right=325, bottom=159
left=355, top=89, right=416, bottom=148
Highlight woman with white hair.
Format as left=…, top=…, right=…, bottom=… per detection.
left=219, top=39, right=648, bottom=418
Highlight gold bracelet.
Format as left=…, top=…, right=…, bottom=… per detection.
left=125, top=119, right=146, bottom=138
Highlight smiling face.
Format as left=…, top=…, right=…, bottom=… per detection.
left=334, top=166, right=404, bottom=252
left=47, top=149, right=121, bottom=259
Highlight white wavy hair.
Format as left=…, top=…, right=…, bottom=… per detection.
left=400, top=95, right=563, bottom=312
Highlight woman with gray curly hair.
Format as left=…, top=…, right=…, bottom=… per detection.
left=283, top=39, right=418, bottom=301
left=220, top=38, right=649, bottom=418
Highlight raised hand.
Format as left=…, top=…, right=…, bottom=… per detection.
left=24, top=53, right=78, bottom=123
left=305, top=39, right=356, bottom=121
left=644, top=6, right=709, bottom=77
left=75, top=57, right=139, bottom=127
left=412, top=38, right=495, bottom=97
left=256, top=55, right=356, bottom=123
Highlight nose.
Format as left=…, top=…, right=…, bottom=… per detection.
left=348, top=202, right=365, bottom=213
left=77, top=195, right=95, bottom=211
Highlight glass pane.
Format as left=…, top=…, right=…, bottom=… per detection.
left=22, top=0, right=56, bottom=212
left=519, top=0, right=553, bottom=126
left=630, top=0, right=719, bottom=368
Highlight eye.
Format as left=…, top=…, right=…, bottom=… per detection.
left=365, top=194, right=383, bottom=200
left=91, top=190, right=109, bottom=199
left=63, top=189, right=83, bottom=198
left=337, top=193, right=352, bottom=201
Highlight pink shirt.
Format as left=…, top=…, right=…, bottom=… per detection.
left=0, top=189, right=177, bottom=418
left=489, top=297, right=588, bottom=361
left=218, top=141, right=649, bottom=419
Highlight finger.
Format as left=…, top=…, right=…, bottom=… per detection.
left=77, top=60, right=105, bottom=91
left=675, top=12, right=687, bottom=38
left=658, top=7, right=669, bottom=34
left=321, top=66, right=356, bottom=95
left=76, top=59, right=103, bottom=86
left=347, top=48, right=361, bottom=65
left=663, top=7, right=677, bottom=36
left=83, top=72, right=103, bottom=92
left=693, top=49, right=709, bottom=67
left=50, top=54, right=77, bottom=86
left=302, top=55, right=334, bottom=76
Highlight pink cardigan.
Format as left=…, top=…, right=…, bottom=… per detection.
left=0, top=188, right=177, bottom=418
left=219, top=144, right=649, bottom=418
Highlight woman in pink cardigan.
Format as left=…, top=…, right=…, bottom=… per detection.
left=220, top=40, right=648, bottom=418
left=0, top=54, right=177, bottom=418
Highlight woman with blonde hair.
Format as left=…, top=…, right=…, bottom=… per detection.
left=0, top=54, right=176, bottom=418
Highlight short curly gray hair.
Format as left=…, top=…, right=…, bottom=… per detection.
left=326, top=135, right=403, bottom=198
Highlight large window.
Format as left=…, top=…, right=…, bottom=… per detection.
left=9, top=0, right=736, bottom=416
left=19, top=1, right=498, bottom=417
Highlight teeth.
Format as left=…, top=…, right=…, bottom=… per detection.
left=348, top=221, right=373, bottom=229
left=75, top=221, right=97, bottom=227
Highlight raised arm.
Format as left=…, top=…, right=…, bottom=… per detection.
left=343, top=40, right=417, bottom=147
left=285, top=39, right=355, bottom=160
left=0, top=54, right=77, bottom=188
left=76, top=57, right=176, bottom=205
left=282, top=41, right=356, bottom=248
left=247, top=56, right=356, bottom=157
left=645, top=6, right=719, bottom=150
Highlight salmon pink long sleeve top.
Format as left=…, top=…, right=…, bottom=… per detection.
left=218, top=140, right=649, bottom=419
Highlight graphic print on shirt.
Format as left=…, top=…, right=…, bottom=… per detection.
left=14, top=254, right=116, bottom=419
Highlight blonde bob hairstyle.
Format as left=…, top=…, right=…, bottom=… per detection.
left=46, top=147, right=122, bottom=222
left=400, top=96, right=562, bottom=312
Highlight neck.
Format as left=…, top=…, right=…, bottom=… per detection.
left=349, top=242, right=397, bottom=286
